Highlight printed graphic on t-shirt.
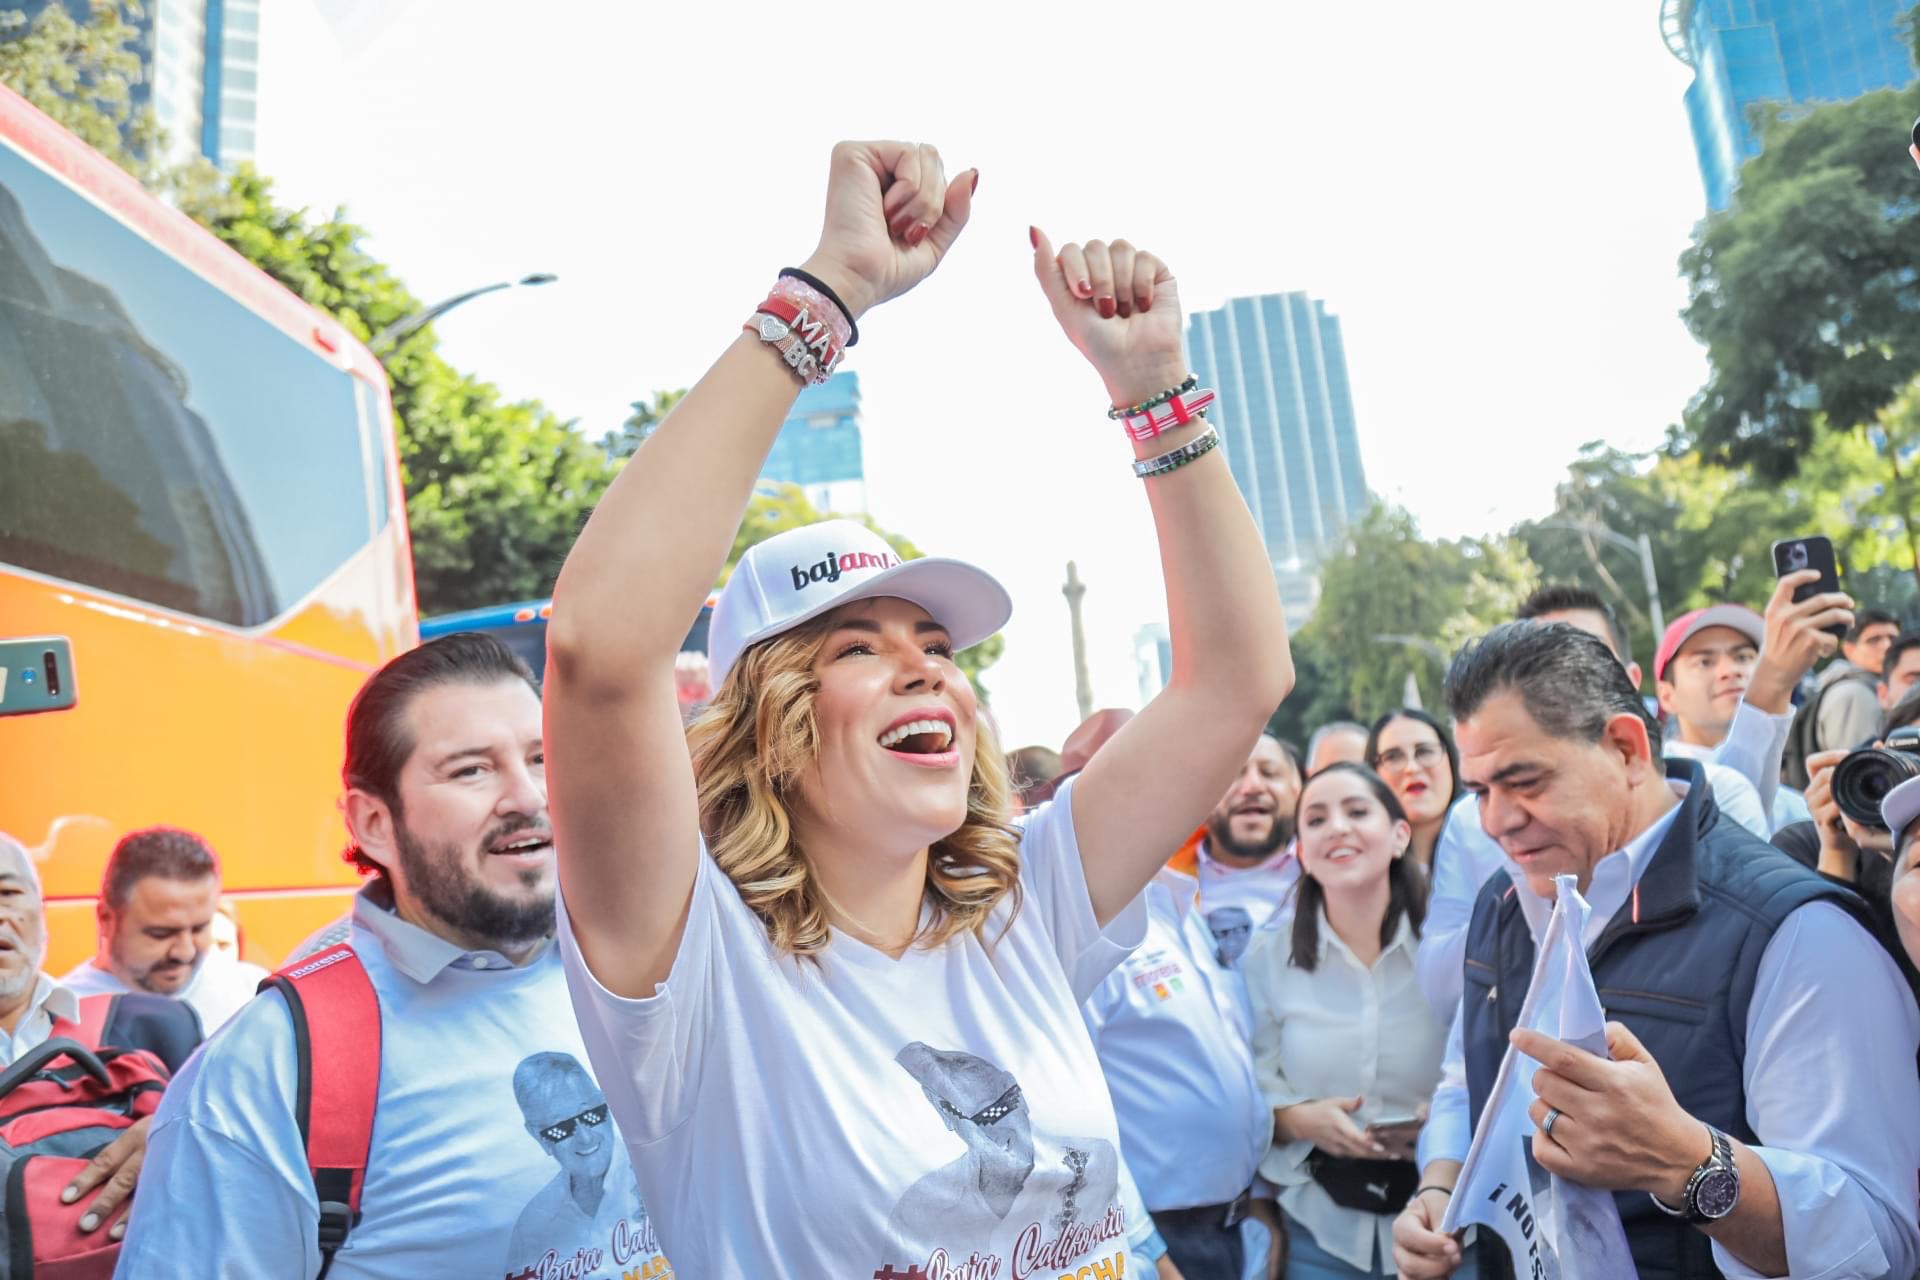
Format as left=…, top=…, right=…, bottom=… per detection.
left=1126, top=947, right=1188, bottom=1003
left=1205, top=906, right=1254, bottom=967
left=503, top=1052, right=672, bottom=1280
left=878, top=1042, right=1129, bottom=1280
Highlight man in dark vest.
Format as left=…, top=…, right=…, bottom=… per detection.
left=1393, top=622, right=1920, bottom=1280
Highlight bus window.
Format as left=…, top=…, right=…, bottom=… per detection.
left=0, top=145, right=374, bottom=626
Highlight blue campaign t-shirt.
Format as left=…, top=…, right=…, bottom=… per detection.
left=115, top=885, right=672, bottom=1280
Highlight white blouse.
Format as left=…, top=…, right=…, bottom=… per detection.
left=1242, top=908, right=1448, bottom=1271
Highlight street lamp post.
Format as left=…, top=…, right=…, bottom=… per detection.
left=369, top=273, right=558, bottom=355
left=1532, top=519, right=1666, bottom=640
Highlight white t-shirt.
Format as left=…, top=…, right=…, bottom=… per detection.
left=1194, top=839, right=1301, bottom=965
left=115, top=885, right=672, bottom=1280
left=559, top=777, right=1148, bottom=1279
left=1084, top=872, right=1269, bottom=1212
left=61, top=948, right=268, bottom=1034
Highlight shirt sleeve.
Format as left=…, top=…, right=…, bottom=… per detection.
left=1712, top=701, right=1793, bottom=829
left=1704, top=765, right=1770, bottom=839
left=1416, top=1000, right=1471, bottom=1171
left=1714, top=901, right=1920, bottom=1280
left=113, top=991, right=320, bottom=1279
left=1416, top=800, right=1486, bottom=1022
left=556, top=848, right=726, bottom=1142
left=1018, top=775, right=1149, bottom=1003
left=1818, top=680, right=1882, bottom=755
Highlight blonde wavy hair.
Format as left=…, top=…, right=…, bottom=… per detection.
left=686, top=613, right=1023, bottom=959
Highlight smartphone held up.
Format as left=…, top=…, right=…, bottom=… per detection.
left=1771, top=535, right=1847, bottom=640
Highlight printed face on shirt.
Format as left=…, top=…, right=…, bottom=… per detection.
left=792, top=597, right=978, bottom=861
left=0, top=844, right=43, bottom=1004
left=897, top=1041, right=1036, bottom=1169
left=1455, top=689, right=1660, bottom=900
left=373, top=678, right=554, bottom=951
left=1205, top=735, right=1301, bottom=865
left=1296, top=767, right=1409, bottom=898
left=1656, top=626, right=1756, bottom=745
left=104, top=874, right=218, bottom=995
left=1370, top=715, right=1453, bottom=827
left=516, top=1054, right=615, bottom=1197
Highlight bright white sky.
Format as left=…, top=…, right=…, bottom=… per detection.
left=256, top=0, right=1711, bottom=751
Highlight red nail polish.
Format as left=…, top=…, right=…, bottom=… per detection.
left=1116, top=301, right=1132, bottom=319
left=1098, top=296, right=1116, bottom=319
left=970, top=169, right=980, bottom=195
left=1029, top=225, right=1039, bottom=249
left=1079, top=279, right=1092, bottom=296
left=908, top=223, right=929, bottom=247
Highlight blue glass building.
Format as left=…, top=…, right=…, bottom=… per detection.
left=761, top=370, right=866, bottom=514
left=1664, top=0, right=1916, bottom=209
left=1186, top=293, right=1368, bottom=571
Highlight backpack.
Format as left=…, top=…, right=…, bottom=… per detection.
left=258, top=945, right=381, bottom=1280
left=0, top=994, right=184, bottom=1278
left=1782, top=668, right=1879, bottom=790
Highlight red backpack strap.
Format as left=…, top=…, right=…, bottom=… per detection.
left=47, top=993, right=116, bottom=1052
left=260, top=945, right=381, bottom=1280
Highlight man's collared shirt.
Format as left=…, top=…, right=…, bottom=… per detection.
left=0, top=973, right=79, bottom=1069
left=1419, top=781, right=1920, bottom=1280
left=61, top=947, right=267, bottom=1035
left=117, top=879, right=671, bottom=1279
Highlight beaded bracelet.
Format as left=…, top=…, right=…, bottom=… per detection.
left=1122, top=389, right=1216, bottom=442
left=778, top=267, right=858, bottom=347
left=1133, top=424, right=1221, bottom=479
left=1108, top=374, right=1198, bottom=421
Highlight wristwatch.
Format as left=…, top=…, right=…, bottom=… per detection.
left=1650, top=1125, right=1739, bottom=1224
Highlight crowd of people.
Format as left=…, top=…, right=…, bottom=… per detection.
left=7, top=139, right=1920, bottom=1279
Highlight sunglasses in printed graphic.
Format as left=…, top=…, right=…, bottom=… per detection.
left=540, top=1103, right=610, bottom=1143
left=936, top=1083, right=1023, bottom=1126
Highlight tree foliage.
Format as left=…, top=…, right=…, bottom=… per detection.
left=602, top=390, right=687, bottom=459
left=1268, top=505, right=1537, bottom=743
left=0, top=0, right=159, bottom=178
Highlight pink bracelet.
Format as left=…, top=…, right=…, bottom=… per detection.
left=1122, top=389, right=1216, bottom=442
left=769, top=277, right=853, bottom=354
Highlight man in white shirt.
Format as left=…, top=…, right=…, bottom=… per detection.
left=1394, top=622, right=1920, bottom=1280
left=1191, top=734, right=1304, bottom=965
left=116, top=633, right=671, bottom=1279
left=0, top=831, right=198, bottom=1245
left=60, top=826, right=268, bottom=1033
left=1415, top=584, right=1809, bottom=1022
left=1085, top=871, right=1270, bottom=1277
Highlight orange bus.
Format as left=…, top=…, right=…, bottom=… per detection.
left=0, top=85, right=417, bottom=972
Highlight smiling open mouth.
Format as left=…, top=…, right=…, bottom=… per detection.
left=877, top=719, right=955, bottom=755
left=489, top=834, right=553, bottom=857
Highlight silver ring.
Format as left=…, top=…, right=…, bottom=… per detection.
left=1541, top=1107, right=1562, bottom=1139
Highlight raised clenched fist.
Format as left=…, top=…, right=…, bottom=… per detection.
left=797, top=141, right=976, bottom=322
left=1031, top=230, right=1187, bottom=409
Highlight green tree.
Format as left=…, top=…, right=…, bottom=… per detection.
left=1273, top=505, right=1537, bottom=737
left=0, top=0, right=159, bottom=178
left=1677, top=59, right=1920, bottom=583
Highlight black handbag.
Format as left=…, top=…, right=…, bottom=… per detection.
left=1305, top=1149, right=1419, bottom=1214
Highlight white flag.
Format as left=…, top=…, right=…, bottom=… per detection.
left=1441, top=874, right=1634, bottom=1280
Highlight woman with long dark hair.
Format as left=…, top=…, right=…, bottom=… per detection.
left=1364, top=709, right=1458, bottom=875
left=1242, top=764, right=1459, bottom=1280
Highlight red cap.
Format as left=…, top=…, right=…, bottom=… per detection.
left=1654, top=605, right=1764, bottom=682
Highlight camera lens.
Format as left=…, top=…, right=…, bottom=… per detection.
left=1832, top=746, right=1920, bottom=827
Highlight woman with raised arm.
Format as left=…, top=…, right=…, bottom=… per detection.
left=544, top=139, right=1292, bottom=1277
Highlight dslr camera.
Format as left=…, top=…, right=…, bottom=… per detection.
left=1832, top=726, right=1920, bottom=828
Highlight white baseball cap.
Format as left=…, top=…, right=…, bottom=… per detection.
left=706, top=519, right=1012, bottom=690
left=1882, top=775, right=1920, bottom=843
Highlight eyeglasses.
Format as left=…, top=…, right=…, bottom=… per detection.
left=540, top=1103, right=610, bottom=1143
left=936, top=1083, right=1023, bottom=1126
left=1375, top=742, right=1445, bottom=772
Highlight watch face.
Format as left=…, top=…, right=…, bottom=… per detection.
left=1694, top=1169, right=1739, bottom=1220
